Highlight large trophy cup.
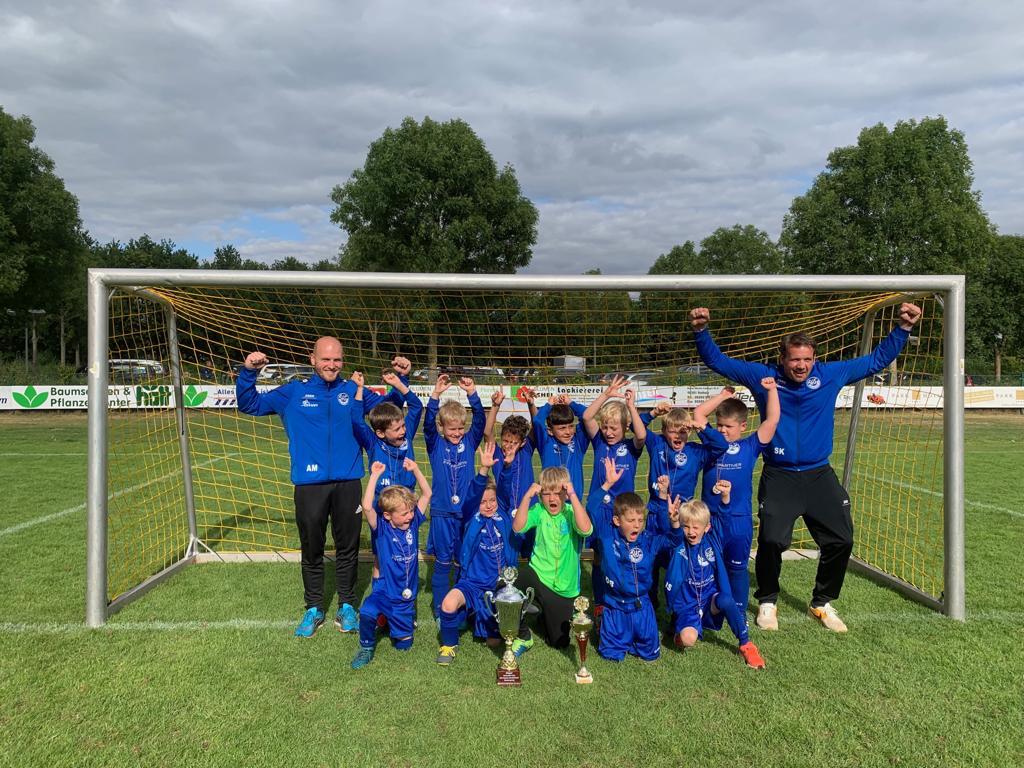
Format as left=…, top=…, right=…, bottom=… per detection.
left=484, top=566, right=535, bottom=687
left=571, top=596, right=594, bottom=684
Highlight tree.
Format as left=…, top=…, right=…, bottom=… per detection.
left=781, top=116, right=994, bottom=276
left=203, top=244, right=268, bottom=271
left=699, top=225, right=784, bottom=274
left=969, top=235, right=1024, bottom=379
left=330, top=116, right=538, bottom=371
left=91, top=235, right=199, bottom=270
left=330, top=116, right=538, bottom=274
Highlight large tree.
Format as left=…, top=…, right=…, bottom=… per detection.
left=781, top=116, right=993, bottom=276
left=330, top=116, right=538, bottom=274
left=330, top=116, right=538, bottom=370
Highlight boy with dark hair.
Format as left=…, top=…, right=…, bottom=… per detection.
left=664, top=498, right=766, bottom=669
left=351, top=370, right=424, bottom=501
left=484, top=388, right=539, bottom=558
left=424, top=373, right=486, bottom=617
left=532, top=395, right=590, bottom=497
left=587, top=462, right=682, bottom=662
left=695, top=378, right=780, bottom=617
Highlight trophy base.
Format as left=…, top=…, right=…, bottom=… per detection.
left=497, top=667, right=522, bottom=687
left=575, top=669, right=593, bottom=685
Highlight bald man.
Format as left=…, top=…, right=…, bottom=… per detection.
left=236, top=337, right=411, bottom=637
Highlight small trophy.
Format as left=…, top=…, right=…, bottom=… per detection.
left=571, top=596, right=594, bottom=684
left=484, top=566, right=535, bottom=687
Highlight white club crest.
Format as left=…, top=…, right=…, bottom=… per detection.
left=727, top=443, right=741, bottom=455
left=674, top=452, right=687, bottom=467
left=405, top=530, right=413, bottom=545
left=616, top=445, right=628, bottom=457
left=337, top=392, right=349, bottom=405
left=806, top=377, right=821, bottom=390
left=629, top=547, right=643, bottom=564
left=457, top=442, right=466, bottom=453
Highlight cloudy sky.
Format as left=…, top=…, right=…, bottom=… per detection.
left=3, top=1, right=1022, bottom=274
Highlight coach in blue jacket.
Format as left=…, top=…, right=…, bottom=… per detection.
left=689, top=303, right=922, bottom=633
left=236, top=337, right=409, bottom=638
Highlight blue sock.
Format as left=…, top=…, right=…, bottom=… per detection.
left=727, top=566, right=750, bottom=617
left=439, top=608, right=462, bottom=647
left=359, top=612, right=378, bottom=647
left=393, top=637, right=413, bottom=651
left=431, top=562, right=452, bottom=615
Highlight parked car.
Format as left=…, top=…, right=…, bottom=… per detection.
left=258, top=364, right=315, bottom=383
left=109, top=359, right=165, bottom=383
left=598, top=369, right=665, bottom=387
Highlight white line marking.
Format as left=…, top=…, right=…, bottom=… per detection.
left=882, top=478, right=1024, bottom=520
left=0, top=452, right=87, bottom=456
left=0, top=454, right=236, bottom=539
left=2, top=610, right=1022, bottom=635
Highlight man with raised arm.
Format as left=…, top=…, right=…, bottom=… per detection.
left=236, top=336, right=410, bottom=638
left=689, top=303, right=922, bottom=633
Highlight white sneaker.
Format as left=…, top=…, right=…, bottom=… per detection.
left=755, top=602, right=778, bottom=631
left=808, top=602, right=848, bottom=633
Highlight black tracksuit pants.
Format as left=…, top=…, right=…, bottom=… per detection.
left=294, top=479, right=363, bottom=610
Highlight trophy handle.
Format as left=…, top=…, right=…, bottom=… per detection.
left=521, top=587, right=535, bottom=619
left=483, top=590, right=494, bottom=616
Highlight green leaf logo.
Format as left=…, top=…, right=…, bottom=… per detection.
left=13, top=386, right=48, bottom=409
left=184, top=385, right=207, bottom=407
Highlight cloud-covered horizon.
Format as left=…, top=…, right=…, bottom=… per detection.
left=3, top=1, right=1022, bottom=274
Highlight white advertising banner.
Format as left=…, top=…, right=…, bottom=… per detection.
left=1, top=383, right=1022, bottom=411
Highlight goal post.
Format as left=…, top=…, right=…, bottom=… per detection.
left=85, top=269, right=966, bottom=627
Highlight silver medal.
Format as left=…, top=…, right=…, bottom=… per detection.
left=451, top=494, right=460, bottom=505
left=401, top=588, right=412, bottom=600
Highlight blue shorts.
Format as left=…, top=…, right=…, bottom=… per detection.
left=452, top=579, right=500, bottom=640
left=360, top=588, right=415, bottom=642
left=712, top=515, right=753, bottom=573
left=671, top=591, right=725, bottom=639
left=426, top=515, right=462, bottom=565
left=598, top=599, right=660, bottom=662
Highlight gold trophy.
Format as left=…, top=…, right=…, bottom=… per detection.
left=571, top=596, right=594, bottom=684
left=484, top=567, right=535, bottom=687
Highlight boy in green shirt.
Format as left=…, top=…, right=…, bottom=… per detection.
left=511, top=466, right=593, bottom=656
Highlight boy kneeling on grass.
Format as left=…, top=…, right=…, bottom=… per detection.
left=664, top=495, right=766, bottom=669
left=509, top=466, right=593, bottom=657
left=351, top=459, right=431, bottom=670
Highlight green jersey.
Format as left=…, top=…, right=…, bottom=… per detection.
left=522, top=502, right=592, bottom=597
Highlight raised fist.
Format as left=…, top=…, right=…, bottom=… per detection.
left=689, top=307, right=710, bottom=332
left=244, top=351, right=268, bottom=370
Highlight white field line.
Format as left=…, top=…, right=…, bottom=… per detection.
left=883, top=478, right=1024, bottom=520
left=3, top=610, right=1023, bottom=635
left=0, top=452, right=87, bottom=456
left=0, top=453, right=236, bottom=539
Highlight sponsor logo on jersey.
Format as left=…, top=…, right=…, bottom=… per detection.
left=301, top=399, right=319, bottom=408
left=806, top=376, right=821, bottom=390
left=727, top=443, right=741, bottom=455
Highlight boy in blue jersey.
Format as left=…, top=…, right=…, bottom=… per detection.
left=436, top=442, right=521, bottom=665
left=695, top=379, right=780, bottom=617
left=424, top=373, right=486, bottom=617
left=351, top=459, right=432, bottom=669
left=640, top=397, right=729, bottom=605
left=581, top=377, right=647, bottom=608
left=351, top=370, right=424, bottom=501
left=664, top=499, right=766, bottom=669
left=235, top=340, right=409, bottom=637
left=690, top=303, right=922, bottom=632
left=587, top=462, right=682, bottom=662
left=484, top=387, right=538, bottom=556
left=532, top=395, right=590, bottom=498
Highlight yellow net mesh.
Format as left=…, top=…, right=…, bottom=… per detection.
left=106, top=283, right=946, bottom=604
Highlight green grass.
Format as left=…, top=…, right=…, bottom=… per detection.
left=1, top=412, right=1023, bottom=767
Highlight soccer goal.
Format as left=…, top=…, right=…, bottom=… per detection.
left=85, top=270, right=965, bottom=626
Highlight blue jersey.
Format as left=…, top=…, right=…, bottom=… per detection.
left=701, top=432, right=767, bottom=521
left=458, top=502, right=519, bottom=590
left=664, top=534, right=748, bottom=644
left=641, top=420, right=728, bottom=534
left=236, top=368, right=398, bottom=485
left=587, top=493, right=680, bottom=611
left=533, top=401, right=590, bottom=494
left=424, top=393, right=485, bottom=518
left=371, top=508, right=426, bottom=602
left=351, top=389, right=424, bottom=499
left=587, top=436, right=643, bottom=502
left=695, top=326, right=910, bottom=471
left=493, top=442, right=536, bottom=511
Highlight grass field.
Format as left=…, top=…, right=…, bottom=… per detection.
left=1, top=411, right=1023, bottom=767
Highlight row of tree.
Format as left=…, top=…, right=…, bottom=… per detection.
left=1, top=107, right=1021, bottom=376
